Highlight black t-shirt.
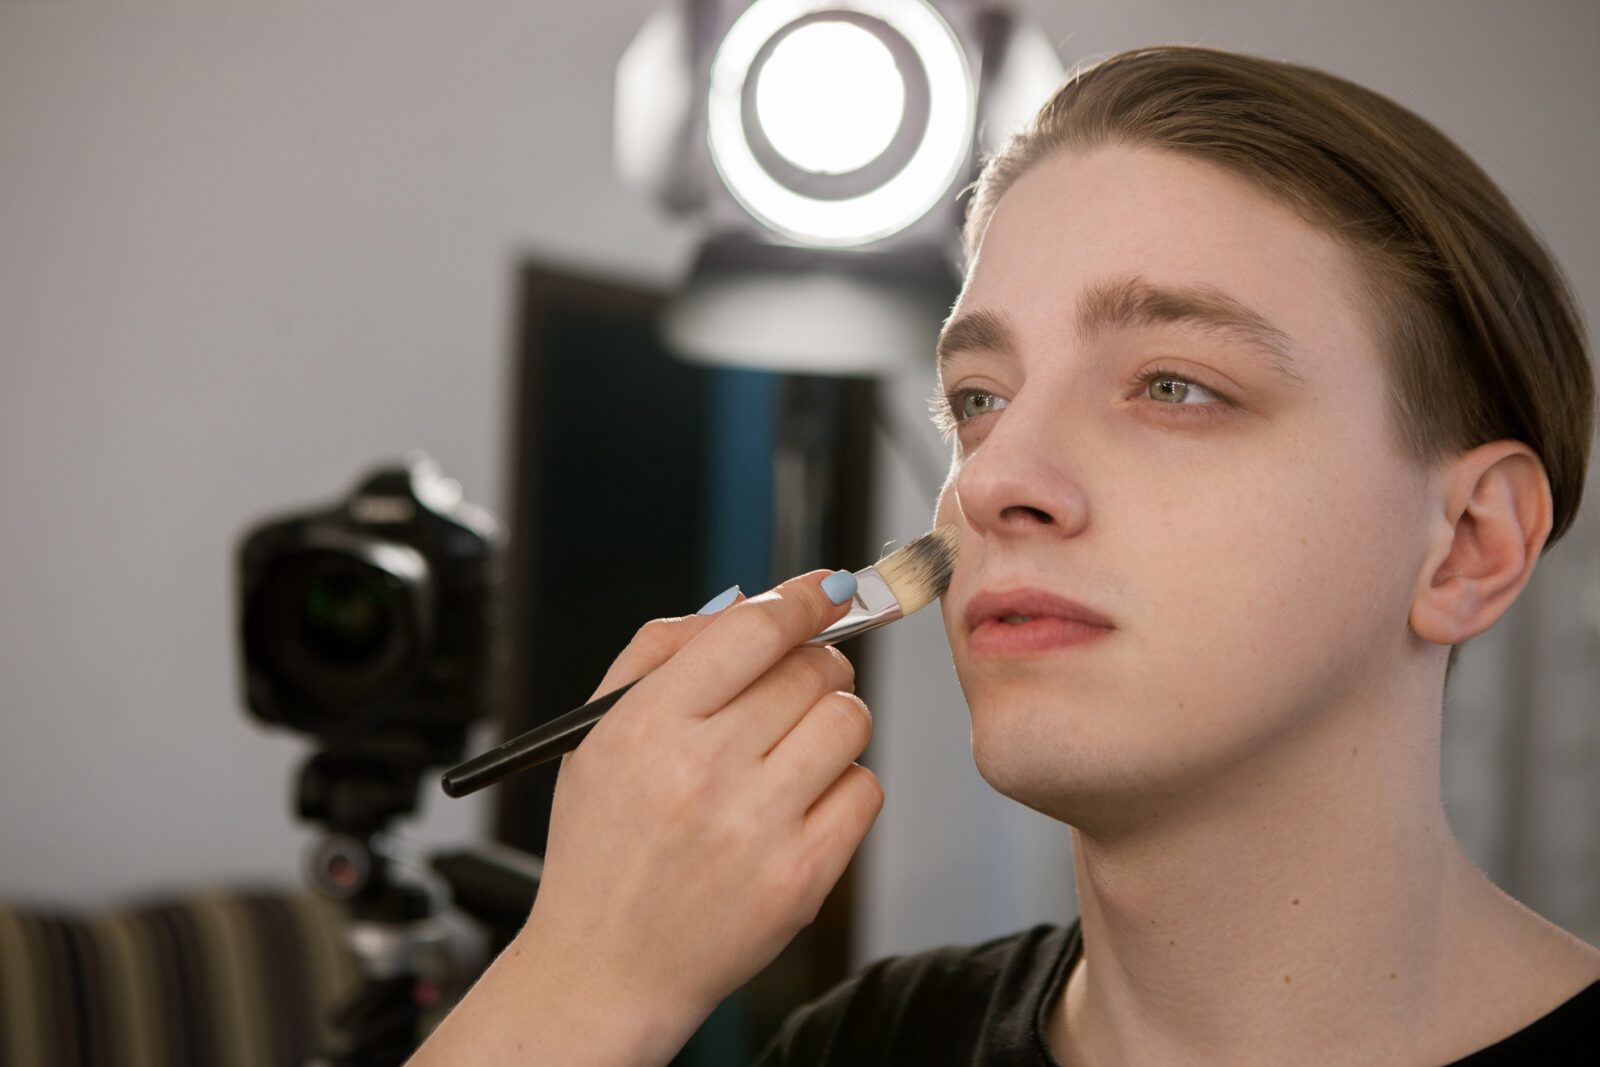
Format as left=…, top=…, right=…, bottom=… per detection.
left=752, top=919, right=1599, bottom=1065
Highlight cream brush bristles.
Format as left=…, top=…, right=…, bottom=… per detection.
left=803, top=524, right=960, bottom=646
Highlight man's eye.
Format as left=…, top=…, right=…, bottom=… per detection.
left=957, top=391, right=1007, bottom=419
left=927, top=388, right=1008, bottom=441
left=1136, top=367, right=1232, bottom=409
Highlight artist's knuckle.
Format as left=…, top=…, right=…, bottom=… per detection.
left=745, top=606, right=790, bottom=650
left=851, top=763, right=886, bottom=812
left=784, top=647, right=835, bottom=695
left=661, top=756, right=713, bottom=810
left=629, top=618, right=679, bottom=662
left=822, top=645, right=856, bottom=691
left=608, top=700, right=655, bottom=746
left=821, top=691, right=872, bottom=752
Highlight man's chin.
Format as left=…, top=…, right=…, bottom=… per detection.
left=971, top=753, right=1152, bottom=837
left=967, top=711, right=1233, bottom=837
left=968, top=720, right=1120, bottom=824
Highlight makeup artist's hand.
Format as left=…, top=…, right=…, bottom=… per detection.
left=516, top=569, right=880, bottom=1065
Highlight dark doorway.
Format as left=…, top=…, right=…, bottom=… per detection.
left=495, top=261, right=877, bottom=1063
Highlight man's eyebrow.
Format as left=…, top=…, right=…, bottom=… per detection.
left=935, top=276, right=1304, bottom=387
left=934, top=308, right=1021, bottom=374
left=1077, top=276, right=1303, bottom=384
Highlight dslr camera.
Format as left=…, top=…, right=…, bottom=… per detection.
left=238, top=453, right=505, bottom=798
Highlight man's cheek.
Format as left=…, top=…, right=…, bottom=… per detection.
left=1186, top=514, right=1336, bottom=660
left=934, top=464, right=959, bottom=514
left=1146, top=518, right=1288, bottom=630
left=933, top=478, right=965, bottom=547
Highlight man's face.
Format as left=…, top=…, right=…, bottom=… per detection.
left=934, top=143, right=1437, bottom=830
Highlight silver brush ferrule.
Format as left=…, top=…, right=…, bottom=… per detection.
left=803, top=567, right=903, bottom=647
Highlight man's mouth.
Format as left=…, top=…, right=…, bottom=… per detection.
left=961, top=588, right=1116, bottom=656
left=962, top=588, right=1116, bottom=632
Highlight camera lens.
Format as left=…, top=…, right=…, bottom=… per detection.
left=299, top=572, right=396, bottom=666
left=248, top=547, right=422, bottom=717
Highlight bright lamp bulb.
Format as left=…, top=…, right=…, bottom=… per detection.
left=755, top=21, right=906, bottom=175
left=707, top=0, right=975, bottom=248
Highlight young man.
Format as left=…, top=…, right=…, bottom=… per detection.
left=413, top=46, right=1597, bottom=1066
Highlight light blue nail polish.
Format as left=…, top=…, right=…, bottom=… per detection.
left=697, top=584, right=740, bottom=615
left=821, top=570, right=858, bottom=605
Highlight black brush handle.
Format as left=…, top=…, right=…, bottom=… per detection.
left=440, top=678, right=641, bottom=798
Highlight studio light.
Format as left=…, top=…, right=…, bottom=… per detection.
left=615, top=0, right=1064, bottom=373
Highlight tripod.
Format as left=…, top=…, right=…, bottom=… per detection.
left=296, top=747, right=541, bottom=1067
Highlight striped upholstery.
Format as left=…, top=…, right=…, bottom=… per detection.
left=0, top=889, right=360, bottom=1067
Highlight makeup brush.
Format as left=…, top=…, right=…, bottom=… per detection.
left=440, top=524, right=959, bottom=799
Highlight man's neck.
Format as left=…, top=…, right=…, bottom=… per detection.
left=1047, top=666, right=1568, bottom=1067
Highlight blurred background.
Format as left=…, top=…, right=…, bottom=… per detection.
left=1, top=1, right=1595, bottom=1064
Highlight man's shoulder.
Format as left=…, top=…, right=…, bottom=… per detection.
left=1436, top=914, right=1600, bottom=1064
left=753, top=921, right=1079, bottom=1066
left=850, top=921, right=1074, bottom=1000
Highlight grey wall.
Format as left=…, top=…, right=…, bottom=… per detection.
left=0, top=1, right=698, bottom=907
left=1, top=2, right=1594, bottom=969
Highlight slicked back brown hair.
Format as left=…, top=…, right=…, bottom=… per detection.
left=960, top=45, right=1595, bottom=679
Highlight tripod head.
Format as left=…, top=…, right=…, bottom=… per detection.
left=292, top=742, right=540, bottom=1066
left=297, top=743, right=433, bottom=911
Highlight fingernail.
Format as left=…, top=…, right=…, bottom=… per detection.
left=696, top=584, right=740, bottom=615
left=821, top=570, right=857, bottom=605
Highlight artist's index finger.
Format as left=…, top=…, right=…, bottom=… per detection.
left=650, top=569, right=857, bottom=717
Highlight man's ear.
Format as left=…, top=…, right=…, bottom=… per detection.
left=1409, top=440, right=1554, bottom=646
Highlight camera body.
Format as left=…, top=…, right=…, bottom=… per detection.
left=238, top=454, right=505, bottom=767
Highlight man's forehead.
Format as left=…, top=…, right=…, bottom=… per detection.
left=949, top=145, right=1371, bottom=377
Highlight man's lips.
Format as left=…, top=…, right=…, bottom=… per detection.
left=962, top=588, right=1115, bottom=632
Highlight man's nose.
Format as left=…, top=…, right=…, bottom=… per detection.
left=951, top=396, right=1090, bottom=539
